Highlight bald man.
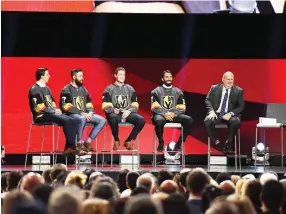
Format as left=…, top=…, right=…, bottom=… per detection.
left=160, top=180, right=178, bottom=194
left=204, top=71, right=244, bottom=152
left=20, top=172, right=44, bottom=193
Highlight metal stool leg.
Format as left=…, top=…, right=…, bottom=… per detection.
left=52, top=125, right=55, bottom=166
left=281, top=127, right=284, bottom=168
left=181, top=127, right=184, bottom=168
left=154, top=128, right=157, bottom=169
left=238, top=129, right=241, bottom=171
left=132, top=139, right=134, bottom=170
left=55, top=127, right=61, bottom=164
left=153, top=129, right=156, bottom=168
left=96, top=137, right=98, bottom=170
left=102, top=125, right=107, bottom=169
left=25, top=124, right=33, bottom=169
left=208, top=137, right=210, bottom=170
left=254, top=127, right=258, bottom=170
left=263, top=128, right=266, bottom=171
left=111, top=132, right=113, bottom=169
left=137, top=138, right=140, bottom=170
left=235, top=134, right=237, bottom=171
left=39, top=126, right=46, bottom=170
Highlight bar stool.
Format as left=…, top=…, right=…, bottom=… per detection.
left=102, top=122, right=140, bottom=170
left=55, top=123, right=102, bottom=169
left=25, top=117, right=61, bottom=169
left=153, top=123, right=185, bottom=169
left=207, top=123, right=241, bottom=171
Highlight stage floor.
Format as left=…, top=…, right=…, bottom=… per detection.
left=2, top=164, right=285, bottom=175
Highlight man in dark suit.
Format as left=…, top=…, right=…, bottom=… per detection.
left=204, top=71, right=244, bottom=152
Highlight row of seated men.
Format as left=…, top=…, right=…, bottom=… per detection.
left=28, top=67, right=244, bottom=156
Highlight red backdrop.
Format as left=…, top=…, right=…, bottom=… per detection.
left=1, top=1, right=94, bottom=12
left=2, top=57, right=286, bottom=154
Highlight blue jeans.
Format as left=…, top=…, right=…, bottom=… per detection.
left=69, top=113, right=106, bottom=143
left=36, top=113, right=77, bottom=149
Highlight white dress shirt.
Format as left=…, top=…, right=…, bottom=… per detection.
left=217, top=87, right=231, bottom=114
left=36, top=81, right=46, bottom=87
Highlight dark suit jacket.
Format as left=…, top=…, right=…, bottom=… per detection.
left=205, top=84, right=245, bottom=116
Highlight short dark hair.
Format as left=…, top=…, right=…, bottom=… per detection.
left=35, top=68, right=48, bottom=81
left=71, top=68, right=82, bottom=78
left=117, top=169, right=130, bottom=193
left=130, top=186, right=149, bottom=197
left=7, top=171, right=24, bottom=191
left=31, top=183, right=53, bottom=205
left=1, top=172, right=9, bottom=192
left=162, top=70, right=172, bottom=78
left=157, top=169, right=173, bottom=186
left=42, top=168, right=52, bottom=184
left=244, top=179, right=262, bottom=209
left=186, top=170, right=210, bottom=194
left=262, top=180, right=284, bottom=211
left=216, top=172, right=231, bottom=184
left=179, top=171, right=191, bottom=188
left=126, top=171, right=140, bottom=191
left=115, top=67, right=126, bottom=75
left=50, top=163, right=67, bottom=181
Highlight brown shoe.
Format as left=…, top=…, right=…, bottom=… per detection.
left=63, top=148, right=76, bottom=156
left=113, top=141, right=120, bottom=151
left=76, top=143, right=83, bottom=150
left=123, top=140, right=133, bottom=150
left=75, top=149, right=88, bottom=156
left=83, top=142, right=94, bottom=152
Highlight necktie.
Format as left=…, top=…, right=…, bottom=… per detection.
left=220, top=89, right=229, bottom=119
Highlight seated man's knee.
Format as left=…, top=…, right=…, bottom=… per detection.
left=136, top=115, right=146, bottom=125
left=229, top=117, right=241, bottom=127
left=108, top=114, right=118, bottom=124
left=99, top=117, right=107, bottom=126
left=154, top=118, right=166, bottom=126
left=186, top=116, right=194, bottom=125
left=204, top=118, right=213, bottom=127
left=67, top=117, right=78, bottom=126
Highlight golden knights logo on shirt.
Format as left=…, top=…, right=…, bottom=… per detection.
left=73, top=96, right=85, bottom=111
left=115, top=95, right=128, bottom=109
left=162, top=96, right=175, bottom=110
left=45, top=95, right=53, bottom=108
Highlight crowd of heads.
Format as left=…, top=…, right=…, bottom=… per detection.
left=1, top=164, right=286, bottom=214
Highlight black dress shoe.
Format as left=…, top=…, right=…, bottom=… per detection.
left=224, top=141, right=232, bottom=153
left=214, top=140, right=223, bottom=151
left=157, top=143, right=164, bottom=152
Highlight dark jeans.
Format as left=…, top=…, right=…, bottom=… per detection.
left=152, top=114, right=193, bottom=147
left=106, top=113, right=146, bottom=141
left=36, top=113, right=77, bottom=149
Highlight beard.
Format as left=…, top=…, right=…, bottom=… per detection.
left=75, top=79, right=83, bottom=86
left=163, top=81, right=172, bottom=87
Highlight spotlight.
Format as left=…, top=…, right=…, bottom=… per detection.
left=252, top=142, right=269, bottom=165
left=164, top=141, right=181, bottom=165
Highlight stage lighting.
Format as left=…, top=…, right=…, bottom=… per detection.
left=252, top=142, right=269, bottom=165
left=164, top=141, right=181, bottom=165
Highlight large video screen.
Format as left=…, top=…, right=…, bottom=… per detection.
left=2, top=57, right=286, bottom=154
left=1, top=0, right=285, bottom=13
